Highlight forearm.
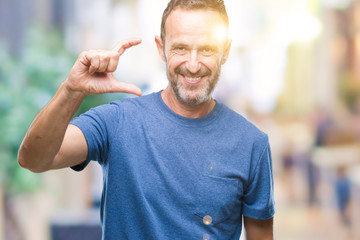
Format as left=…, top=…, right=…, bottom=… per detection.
left=18, top=40, right=142, bottom=172
left=244, top=217, right=274, bottom=240
left=18, top=82, right=85, bottom=172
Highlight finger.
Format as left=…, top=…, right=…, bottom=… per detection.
left=89, top=54, right=100, bottom=74
left=107, top=55, right=119, bottom=72
left=112, top=38, right=142, bottom=55
left=97, top=54, right=111, bottom=73
left=109, top=80, right=142, bottom=96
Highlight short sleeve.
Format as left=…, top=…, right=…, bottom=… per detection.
left=70, top=104, right=117, bottom=171
left=242, top=142, right=275, bottom=219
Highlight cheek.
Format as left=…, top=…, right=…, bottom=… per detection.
left=166, top=53, right=222, bottom=74
left=203, top=58, right=221, bottom=73
left=167, top=55, right=185, bottom=72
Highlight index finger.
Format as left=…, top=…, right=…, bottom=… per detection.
left=112, top=38, right=142, bottom=55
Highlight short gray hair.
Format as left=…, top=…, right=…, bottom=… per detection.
left=160, top=0, right=229, bottom=42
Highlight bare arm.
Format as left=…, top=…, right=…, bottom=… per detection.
left=18, top=39, right=143, bottom=173
left=244, top=216, right=274, bottom=240
left=18, top=85, right=87, bottom=172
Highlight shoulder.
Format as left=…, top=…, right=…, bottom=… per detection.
left=219, top=104, right=268, bottom=144
left=111, top=91, right=158, bottom=110
left=87, top=92, right=158, bottom=116
left=72, top=92, right=159, bottom=127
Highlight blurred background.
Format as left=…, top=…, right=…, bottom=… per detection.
left=1, top=0, right=360, bottom=239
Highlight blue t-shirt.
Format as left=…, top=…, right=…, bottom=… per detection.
left=71, top=91, right=275, bottom=240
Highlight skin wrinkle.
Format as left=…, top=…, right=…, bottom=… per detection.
left=161, top=9, right=227, bottom=107
left=17, top=1, right=274, bottom=238
left=171, top=64, right=215, bottom=106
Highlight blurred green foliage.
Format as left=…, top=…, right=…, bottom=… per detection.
left=0, top=26, right=128, bottom=195
left=0, top=27, right=73, bottom=194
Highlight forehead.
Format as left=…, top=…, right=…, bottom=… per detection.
left=164, top=8, right=227, bottom=45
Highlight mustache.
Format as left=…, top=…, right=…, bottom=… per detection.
left=174, top=66, right=211, bottom=77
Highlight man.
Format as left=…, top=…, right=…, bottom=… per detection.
left=18, top=0, right=275, bottom=239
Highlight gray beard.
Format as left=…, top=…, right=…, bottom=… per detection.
left=172, top=79, right=212, bottom=106
left=167, top=68, right=220, bottom=106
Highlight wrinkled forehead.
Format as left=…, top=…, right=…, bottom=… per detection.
left=164, top=8, right=228, bottom=44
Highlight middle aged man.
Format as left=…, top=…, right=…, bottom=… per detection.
left=18, top=0, right=275, bottom=239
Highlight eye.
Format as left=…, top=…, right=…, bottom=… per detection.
left=201, top=47, right=215, bottom=56
left=173, top=46, right=187, bottom=55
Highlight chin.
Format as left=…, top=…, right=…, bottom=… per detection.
left=168, top=73, right=216, bottom=106
left=177, top=89, right=212, bottom=106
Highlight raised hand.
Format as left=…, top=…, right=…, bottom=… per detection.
left=65, top=38, right=142, bottom=96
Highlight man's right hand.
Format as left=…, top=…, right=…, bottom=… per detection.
left=64, top=38, right=143, bottom=97
left=18, top=39, right=143, bottom=172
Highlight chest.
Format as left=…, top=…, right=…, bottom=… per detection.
left=106, top=118, right=252, bottom=227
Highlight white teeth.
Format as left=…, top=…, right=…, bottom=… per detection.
left=185, top=77, right=201, bottom=82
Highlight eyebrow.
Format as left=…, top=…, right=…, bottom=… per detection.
left=170, top=42, right=219, bottom=51
left=170, top=43, right=188, bottom=49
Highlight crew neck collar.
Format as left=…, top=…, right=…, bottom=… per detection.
left=154, top=90, right=222, bottom=127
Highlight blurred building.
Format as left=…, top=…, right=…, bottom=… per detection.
left=0, top=0, right=72, bottom=57
left=2, top=0, right=360, bottom=240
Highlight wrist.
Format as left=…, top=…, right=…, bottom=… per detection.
left=54, top=83, right=85, bottom=119
left=61, top=80, right=87, bottom=101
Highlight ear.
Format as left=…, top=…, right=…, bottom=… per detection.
left=155, top=36, right=166, bottom=62
left=221, top=39, right=232, bottom=64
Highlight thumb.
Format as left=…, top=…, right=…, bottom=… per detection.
left=108, top=78, right=142, bottom=96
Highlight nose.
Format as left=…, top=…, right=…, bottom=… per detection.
left=185, top=50, right=201, bottom=74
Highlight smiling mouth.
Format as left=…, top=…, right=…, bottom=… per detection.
left=184, top=76, right=201, bottom=83
left=175, top=66, right=211, bottom=85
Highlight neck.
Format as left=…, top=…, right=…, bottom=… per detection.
left=161, top=86, right=216, bottom=118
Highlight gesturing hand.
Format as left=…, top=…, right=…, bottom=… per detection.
left=65, top=38, right=142, bottom=97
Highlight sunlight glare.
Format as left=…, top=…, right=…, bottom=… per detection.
left=212, top=23, right=229, bottom=43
